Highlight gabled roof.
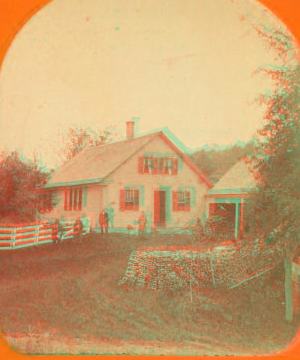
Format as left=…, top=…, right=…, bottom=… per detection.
left=208, top=157, right=256, bottom=195
left=45, top=127, right=212, bottom=188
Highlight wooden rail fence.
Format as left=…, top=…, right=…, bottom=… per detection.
left=0, top=219, right=80, bottom=250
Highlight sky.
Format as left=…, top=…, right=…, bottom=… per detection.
left=0, top=0, right=297, bottom=168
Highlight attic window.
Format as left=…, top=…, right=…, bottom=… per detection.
left=139, top=154, right=178, bottom=175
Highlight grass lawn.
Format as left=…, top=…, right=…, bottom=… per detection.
left=0, top=233, right=299, bottom=355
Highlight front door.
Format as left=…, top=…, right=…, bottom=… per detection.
left=154, top=190, right=166, bottom=227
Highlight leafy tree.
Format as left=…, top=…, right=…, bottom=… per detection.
left=59, top=124, right=120, bottom=163
left=234, top=21, right=299, bottom=320
left=0, top=150, right=54, bottom=222
left=245, top=65, right=300, bottom=250
left=239, top=22, right=300, bottom=245
left=192, top=140, right=256, bottom=184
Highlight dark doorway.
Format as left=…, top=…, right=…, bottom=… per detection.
left=209, top=203, right=236, bottom=237
left=154, top=190, right=166, bottom=227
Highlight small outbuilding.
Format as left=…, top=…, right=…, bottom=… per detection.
left=206, top=158, right=256, bottom=239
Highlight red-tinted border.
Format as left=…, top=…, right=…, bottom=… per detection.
left=0, top=0, right=300, bottom=359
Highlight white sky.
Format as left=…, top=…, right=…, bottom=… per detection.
left=0, top=0, right=296, bottom=168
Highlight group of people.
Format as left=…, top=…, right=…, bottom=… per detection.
left=98, top=204, right=115, bottom=234
left=53, top=203, right=150, bottom=245
left=99, top=206, right=149, bottom=235
left=54, top=212, right=91, bottom=246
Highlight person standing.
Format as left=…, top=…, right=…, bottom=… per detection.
left=54, top=215, right=65, bottom=247
left=144, top=206, right=152, bottom=234
left=107, top=204, right=115, bottom=230
left=104, top=208, right=110, bottom=231
left=99, top=209, right=108, bottom=234
left=138, top=211, right=147, bottom=236
left=80, top=212, right=91, bottom=241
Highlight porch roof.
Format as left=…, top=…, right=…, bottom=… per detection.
left=208, top=158, right=256, bottom=196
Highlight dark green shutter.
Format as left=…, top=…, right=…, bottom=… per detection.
left=83, top=186, right=88, bottom=207
left=165, top=187, right=172, bottom=222
left=178, top=156, right=183, bottom=171
left=140, top=185, right=145, bottom=206
left=191, top=186, right=196, bottom=207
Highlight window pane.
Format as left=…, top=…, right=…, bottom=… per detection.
left=158, top=158, right=164, bottom=173
left=177, top=190, right=191, bottom=208
left=164, top=158, right=169, bottom=173
left=144, top=157, right=149, bottom=172
left=69, top=188, right=73, bottom=210
left=74, top=187, right=78, bottom=210
left=153, top=157, right=158, bottom=172
left=78, top=187, right=82, bottom=210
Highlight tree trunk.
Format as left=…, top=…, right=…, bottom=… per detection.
left=285, top=246, right=293, bottom=322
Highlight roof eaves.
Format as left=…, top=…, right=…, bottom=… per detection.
left=44, top=178, right=113, bottom=189
left=208, top=188, right=253, bottom=195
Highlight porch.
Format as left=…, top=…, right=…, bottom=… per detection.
left=206, top=193, right=247, bottom=239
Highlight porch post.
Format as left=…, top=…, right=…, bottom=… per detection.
left=234, top=202, right=239, bottom=239
left=240, top=198, right=244, bottom=237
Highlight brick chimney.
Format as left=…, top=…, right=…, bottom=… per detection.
left=126, top=117, right=139, bottom=139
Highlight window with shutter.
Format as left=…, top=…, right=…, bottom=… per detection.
left=176, top=187, right=191, bottom=211
left=121, top=187, right=140, bottom=211
left=140, top=153, right=179, bottom=175
left=64, top=186, right=84, bottom=211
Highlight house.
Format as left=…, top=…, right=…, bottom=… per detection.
left=206, top=157, right=256, bottom=239
left=44, top=119, right=213, bottom=230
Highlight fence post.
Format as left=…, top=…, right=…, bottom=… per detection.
left=285, top=245, right=293, bottom=322
left=13, top=227, right=17, bottom=250
left=36, top=223, right=40, bottom=243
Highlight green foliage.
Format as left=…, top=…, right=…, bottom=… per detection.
left=0, top=150, right=53, bottom=222
left=192, top=141, right=256, bottom=184
left=244, top=28, right=300, bottom=251
left=193, top=215, right=230, bottom=244
left=59, top=124, right=119, bottom=163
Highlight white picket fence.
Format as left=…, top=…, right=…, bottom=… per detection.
left=0, top=219, right=80, bottom=250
